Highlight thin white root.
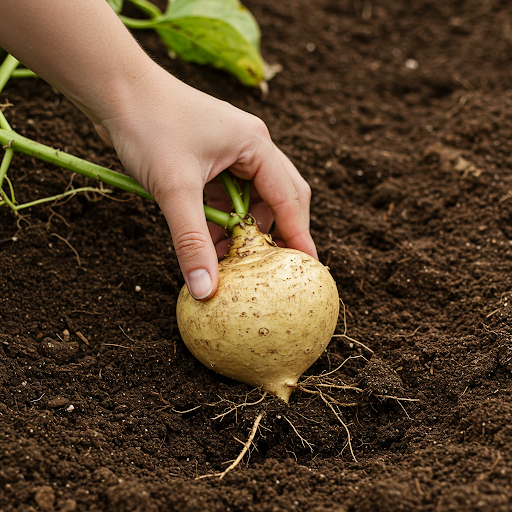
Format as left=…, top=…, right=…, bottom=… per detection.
left=333, top=298, right=374, bottom=354
left=374, top=395, right=419, bottom=402
left=210, top=392, right=267, bottom=421
left=374, top=394, right=420, bottom=419
left=197, top=411, right=265, bottom=480
left=300, top=355, right=366, bottom=386
left=50, top=232, right=81, bottom=267
left=319, top=392, right=357, bottom=463
left=332, top=334, right=374, bottom=354
left=283, top=415, right=314, bottom=452
left=150, top=391, right=202, bottom=414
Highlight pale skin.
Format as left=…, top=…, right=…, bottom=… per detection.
left=0, top=0, right=318, bottom=299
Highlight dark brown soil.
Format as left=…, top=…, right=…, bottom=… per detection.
left=2, top=0, right=512, bottom=510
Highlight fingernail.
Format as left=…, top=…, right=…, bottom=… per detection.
left=187, top=269, right=213, bottom=300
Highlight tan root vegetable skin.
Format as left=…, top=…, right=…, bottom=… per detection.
left=176, top=223, right=340, bottom=402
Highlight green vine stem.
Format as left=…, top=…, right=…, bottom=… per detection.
left=4, top=175, right=15, bottom=202
left=0, top=146, right=14, bottom=190
left=11, top=69, right=37, bottom=79
left=0, top=54, right=18, bottom=93
left=204, top=204, right=231, bottom=229
left=127, top=0, right=162, bottom=16
left=243, top=180, right=251, bottom=212
left=119, top=0, right=163, bottom=28
left=0, top=129, right=154, bottom=200
left=0, top=109, right=11, bottom=130
left=217, top=172, right=247, bottom=216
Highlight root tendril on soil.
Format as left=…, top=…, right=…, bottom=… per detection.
left=50, top=232, right=81, bottom=267
left=283, top=415, right=314, bottom=452
left=197, top=411, right=265, bottom=480
left=332, top=298, right=374, bottom=354
left=208, top=391, right=267, bottom=421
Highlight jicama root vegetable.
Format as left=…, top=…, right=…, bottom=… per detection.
left=177, top=222, right=340, bottom=402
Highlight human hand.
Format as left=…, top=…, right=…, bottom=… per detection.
left=95, top=63, right=317, bottom=299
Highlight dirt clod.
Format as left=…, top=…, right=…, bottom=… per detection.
left=33, top=486, right=55, bottom=511
left=359, top=357, right=405, bottom=397
left=39, top=338, right=79, bottom=363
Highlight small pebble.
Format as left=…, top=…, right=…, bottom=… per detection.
left=405, top=58, right=419, bottom=69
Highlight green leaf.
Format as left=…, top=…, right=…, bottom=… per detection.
left=163, top=0, right=261, bottom=49
left=155, top=19, right=264, bottom=87
left=107, top=0, right=124, bottom=14
left=155, top=0, right=265, bottom=87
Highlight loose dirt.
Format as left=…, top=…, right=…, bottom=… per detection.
left=2, top=0, right=512, bottom=510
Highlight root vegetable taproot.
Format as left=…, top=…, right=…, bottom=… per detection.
left=177, top=222, right=340, bottom=402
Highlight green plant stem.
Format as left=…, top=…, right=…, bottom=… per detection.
left=119, top=0, right=163, bottom=28
left=0, top=54, right=19, bottom=94
left=0, top=109, right=11, bottom=130
left=0, top=54, right=16, bottom=134
left=204, top=205, right=231, bottom=228
left=127, top=0, right=162, bottom=17
left=0, top=128, right=154, bottom=200
left=118, top=16, right=156, bottom=29
left=218, top=171, right=247, bottom=216
left=0, top=147, right=13, bottom=190
left=11, top=69, right=38, bottom=79
left=0, top=189, right=15, bottom=209
left=226, top=213, right=248, bottom=232
left=243, top=180, right=251, bottom=212
left=4, top=175, right=15, bottom=201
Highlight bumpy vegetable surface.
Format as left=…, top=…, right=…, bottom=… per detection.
left=177, top=223, right=339, bottom=402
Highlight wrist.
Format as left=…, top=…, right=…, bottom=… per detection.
left=90, top=61, right=185, bottom=150
left=71, top=53, right=158, bottom=132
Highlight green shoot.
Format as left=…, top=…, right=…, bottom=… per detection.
left=11, top=69, right=38, bottom=79
left=0, top=54, right=18, bottom=93
left=243, top=180, right=251, bottom=212
left=217, top=172, right=247, bottom=216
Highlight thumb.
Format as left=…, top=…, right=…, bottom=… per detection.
left=156, top=184, right=219, bottom=300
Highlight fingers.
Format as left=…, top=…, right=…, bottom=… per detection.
left=230, top=120, right=318, bottom=260
left=274, top=146, right=312, bottom=232
left=203, top=180, right=232, bottom=245
left=154, top=172, right=220, bottom=300
left=258, top=165, right=317, bottom=260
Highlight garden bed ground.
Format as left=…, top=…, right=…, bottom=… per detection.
left=2, top=0, right=512, bottom=510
